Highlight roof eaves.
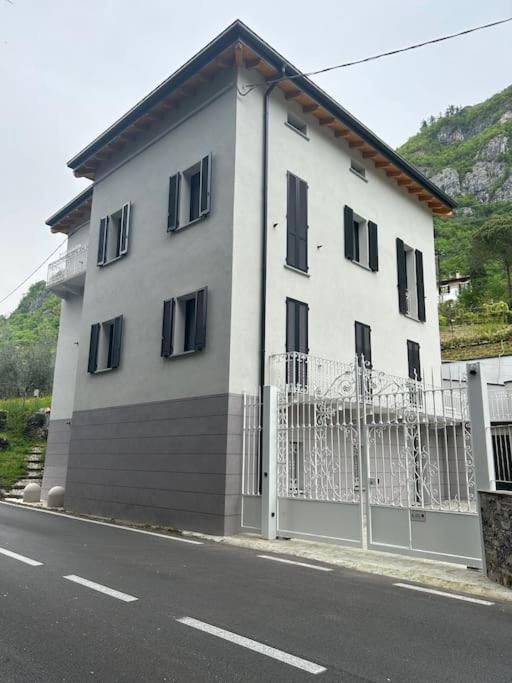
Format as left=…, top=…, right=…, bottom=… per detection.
left=46, top=185, right=94, bottom=227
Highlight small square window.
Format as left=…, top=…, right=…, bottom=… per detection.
left=286, top=113, right=308, bottom=137
left=350, top=159, right=366, bottom=179
left=88, top=316, right=123, bottom=373
left=161, top=288, right=208, bottom=358
left=97, top=204, right=130, bottom=266
left=352, top=215, right=369, bottom=267
left=182, top=162, right=201, bottom=224
left=168, top=155, right=211, bottom=232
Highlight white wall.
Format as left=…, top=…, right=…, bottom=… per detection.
left=50, top=223, right=89, bottom=420
left=72, top=73, right=237, bottom=411
left=230, top=69, right=442, bottom=393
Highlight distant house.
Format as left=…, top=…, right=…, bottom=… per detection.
left=438, top=273, right=470, bottom=303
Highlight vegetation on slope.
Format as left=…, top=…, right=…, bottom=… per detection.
left=0, top=395, right=49, bottom=491
left=0, top=282, right=60, bottom=398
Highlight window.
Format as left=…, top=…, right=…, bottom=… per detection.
left=167, top=154, right=211, bottom=231
left=286, top=173, right=308, bottom=272
left=493, top=432, right=512, bottom=491
left=286, top=297, right=309, bottom=385
left=350, top=159, right=366, bottom=179
left=396, top=238, right=425, bottom=321
left=161, top=288, right=208, bottom=358
left=344, top=205, right=378, bottom=271
left=97, top=204, right=131, bottom=266
left=286, top=113, right=308, bottom=137
left=355, top=321, right=372, bottom=368
left=407, top=340, right=421, bottom=381
left=88, top=316, right=123, bottom=373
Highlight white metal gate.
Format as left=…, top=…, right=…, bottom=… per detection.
left=242, top=354, right=483, bottom=567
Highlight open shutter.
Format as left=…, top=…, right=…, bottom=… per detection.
left=161, top=299, right=175, bottom=357
left=119, top=203, right=131, bottom=255
left=167, top=173, right=180, bottom=231
left=364, top=325, right=372, bottom=368
left=344, top=206, right=354, bottom=260
left=407, top=340, right=421, bottom=380
left=88, top=323, right=100, bottom=373
left=97, top=217, right=108, bottom=265
left=110, top=316, right=123, bottom=369
left=285, top=298, right=296, bottom=352
left=415, top=249, right=426, bottom=322
left=396, top=238, right=407, bottom=314
left=298, top=301, right=309, bottom=354
left=296, top=178, right=308, bottom=272
left=368, top=221, right=379, bottom=272
left=286, top=174, right=298, bottom=268
left=199, top=154, right=211, bottom=216
left=194, top=287, right=208, bottom=351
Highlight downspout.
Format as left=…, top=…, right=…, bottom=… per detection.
left=259, top=81, right=277, bottom=391
left=258, top=80, right=277, bottom=494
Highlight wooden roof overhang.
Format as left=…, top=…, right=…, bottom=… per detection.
left=66, top=20, right=455, bottom=216
left=46, top=185, right=93, bottom=234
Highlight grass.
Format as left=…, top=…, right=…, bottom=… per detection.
left=440, top=322, right=512, bottom=361
left=0, top=396, right=50, bottom=492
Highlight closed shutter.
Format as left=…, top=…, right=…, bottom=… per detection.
left=110, top=316, right=123, bottom=369
left=119, top=203, right=131, bottom=255
left=396, top=238, right=407, bottom=314
left=344, top=205, right=354, bottom=260
left=194, top=287, right=208, bottom=351
left=415, top=249, right=426, bottom=322
left=297, top=301, right=309, bottom=354
left=97, top=217, right=108, bottom=265
left=199, top=154, right=211, bottom=216
left=407, top=340, right=421, bottom=380
left=285, top=298, right=309, bottom=353
left=286, top=173, right=308, bottom=271
left=286, top=298, right=296, bottom=352
left=88, top=323, right=100, bottom=373
left=368, top=221, right=379, bottom=272
left=161, top=299, right=175, bottom=357
left=167, top=173, right=180, bottom=231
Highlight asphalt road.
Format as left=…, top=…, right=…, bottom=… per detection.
left=0, top=502, right=511, bottom=682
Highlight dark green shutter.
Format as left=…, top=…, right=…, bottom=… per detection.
left=199, top=154, right=211, bottom=216
left=297, top=301, right=309, bottom=354
left=286, top=174, right=308, bottom=271
left=120, top=203, right=130, bottom=255
left=161, top=299, right=175, bottom=357
left=415, top=250, right=426, bottom=322
left=355, top=321, right=372, bottom=368
left=285, top=298, right=296, bottom=352
left=97, top=218, right=108, bottom=265
left=368, top=221, right=379, bottom=271
left=396, top=238, right=407, bottom=314
left=344, top=206, right=354, bottom=260
left=110, top=316, right=123, bottom=369
left=88, top=323, right=100, bottom=373
left=407, top=340, right=421, bottom=380
left=194, top=287, right=208, bottom=351
left=168, top=173, right=180, bottom=231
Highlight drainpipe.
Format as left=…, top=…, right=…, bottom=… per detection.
left=259, top=80, right=277, bottom=494
left=259, top=81, right=277, bottom=391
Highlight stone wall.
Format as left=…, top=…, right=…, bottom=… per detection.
left=479, top=491, right=512, bottom=587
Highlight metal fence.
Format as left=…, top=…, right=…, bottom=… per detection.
left=47, top=245, right=87, bottom=287
left=241, top=391, right=261, bottom=496
left=491, top=424, right=512, bottom=490
left=489, top=391, right=512, bottom=422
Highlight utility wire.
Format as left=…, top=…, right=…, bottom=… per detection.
left=240, top=16, right=512, bottom=94
left=0, top=222, right=86, bottom=307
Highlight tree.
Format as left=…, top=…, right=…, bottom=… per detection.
left=472, top=214, right=512, bottom=306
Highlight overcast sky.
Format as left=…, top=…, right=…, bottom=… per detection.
left=0, top=0, right=511, bottom=316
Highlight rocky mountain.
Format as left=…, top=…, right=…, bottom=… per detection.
left=398, top=85, right=512, bottom=294
left=399, top=84, right=512, bottom=205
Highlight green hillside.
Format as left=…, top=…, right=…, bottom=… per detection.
left=0, top=282, right=60, bottom=397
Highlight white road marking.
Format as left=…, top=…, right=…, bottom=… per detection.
left=63, top=575, right=138, bottom=602
left=177, top=617, right=326, bottom=675
left=0, top=547, right=43, bottom=567
left=0, top=501, right=202, bottom=544
left=258, top=554, right=333, bottom=572
left=393, top=583, right=494, bottom=606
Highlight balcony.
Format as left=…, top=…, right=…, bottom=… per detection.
left=47, top=245, right=87, bottom=297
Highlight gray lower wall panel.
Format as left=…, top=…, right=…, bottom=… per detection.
left=65, top=393, right=243, bottom=535
left=42, top=419, right=72, bottom=498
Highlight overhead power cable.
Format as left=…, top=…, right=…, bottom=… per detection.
left=0, top=222, right=86, bottom=307
left=240, top=16, right=512, bottom=94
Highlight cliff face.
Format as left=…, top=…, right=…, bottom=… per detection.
left=398, top=85, right=512, bottom=207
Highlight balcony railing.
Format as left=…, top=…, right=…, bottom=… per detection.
left=47, top=245, right=87, bottom=295
left=489, top=391, right=512, bottom=422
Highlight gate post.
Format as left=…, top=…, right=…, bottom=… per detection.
left=467, top=362, right=496, bottom=491
left=261, top=385, right=278, bottom=540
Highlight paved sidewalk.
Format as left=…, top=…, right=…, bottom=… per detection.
left=6, top=499, right=512, bottom=604
left=185, top=531, right=512, bottom=604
